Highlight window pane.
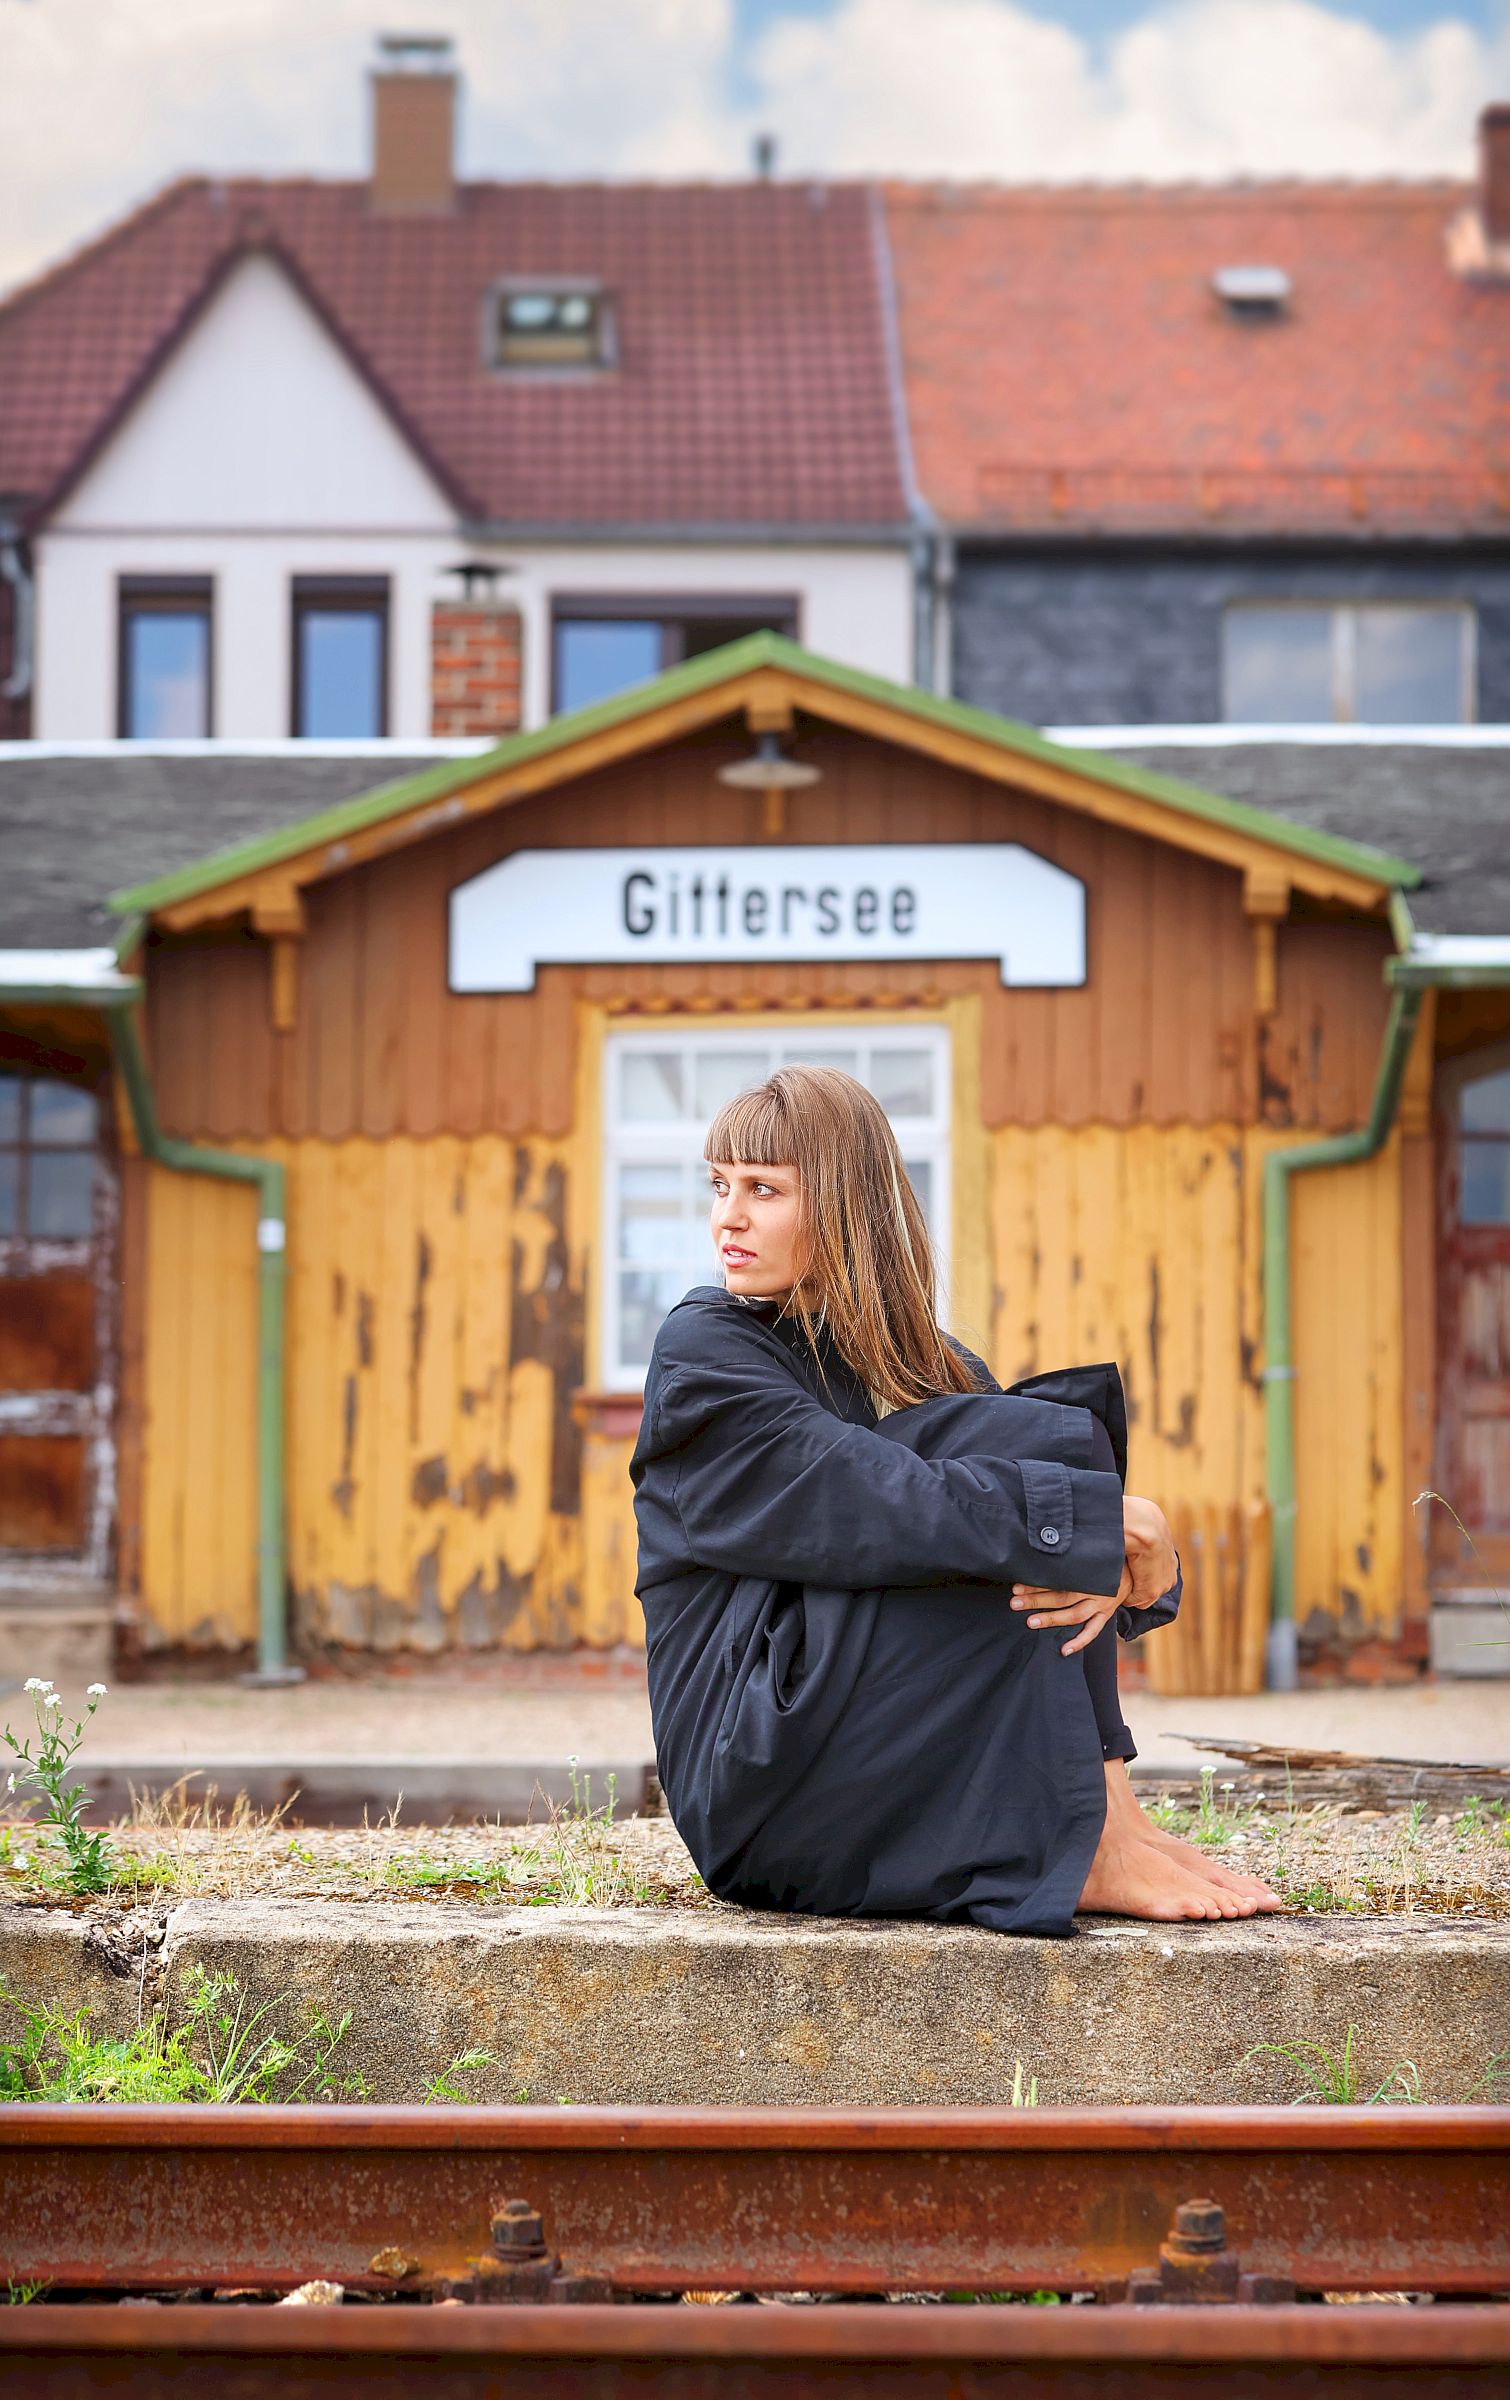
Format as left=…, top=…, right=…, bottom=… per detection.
left=619, top=1267, right=692, bottom=1369
left=1462, top=1140, right=1510, bottom=1225
left=0, top=1152, right=17, bottom=1235
left=871, top=1047, right=935, bottom=1117
left=1462, top=1069, right=1510, bottom=1134
left=1224, top=609, right=1335, bottom=722
left=29, top=1152, right=94, bottom=1238
left=619, top=1162, right=689, bottom=1266
left=621, top=1051, right=684, bottom=1121
left=1354, top=609, right=1467, bottom=725
left=30, top=1080, right=97, bottom=1146
left=903, top=1157, right=933, bottom=1221
left=125, top=609, right=209, bottom=737
left=0, top=1074, right=20, bottom=1142
left=555, top=621, right=662, bottom=714
left=694, top=1050, right=770, bottom=1119
left=298, top=609, right=383, bottom=737
left=783, top=1047, right=860, bottom=1078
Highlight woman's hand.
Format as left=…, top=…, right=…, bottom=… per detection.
left=1010, top=1494, right=1178, bottom=1656
left=1010, top=1561, right=1131, bottom=1655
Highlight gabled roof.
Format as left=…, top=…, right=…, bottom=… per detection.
left=885, top=180, right=1510, bottom=535
left=0, top=178, right=910, bottom=533
left=106, top=634, right=1420, bottom=935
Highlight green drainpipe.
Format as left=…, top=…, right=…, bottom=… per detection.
left=104, top=999, right=297, bottom=1687
left=1262, top=889, right=1421, bottom=1692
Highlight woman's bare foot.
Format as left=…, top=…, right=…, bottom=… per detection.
left=1076, top=1815, right=1236, bottom=1920
left=1097, top=1765, right=1283, bottom=1913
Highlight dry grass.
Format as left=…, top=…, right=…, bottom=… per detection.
left=0, top=1773, right=1507, bottom=1920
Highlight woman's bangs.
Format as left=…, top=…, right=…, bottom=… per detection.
left=704, top=1083, right=791, bottom=1169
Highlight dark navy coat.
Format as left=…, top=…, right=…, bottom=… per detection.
left=630, top=1285, right=1181, bottom=1939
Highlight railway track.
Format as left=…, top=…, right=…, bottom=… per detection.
left=2, top=2106, right=1507, bottom=2392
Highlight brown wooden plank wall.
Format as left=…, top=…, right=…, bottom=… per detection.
left=143, top=731, right=1393, bottom=1143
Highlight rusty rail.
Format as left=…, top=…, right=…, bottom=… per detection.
left=3, top=2302, right=1509, bottom=2397
left=2, top=2106, right=1507, bottom=2298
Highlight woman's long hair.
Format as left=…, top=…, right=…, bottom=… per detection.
left=703, top=1063, right=979, bottom=1411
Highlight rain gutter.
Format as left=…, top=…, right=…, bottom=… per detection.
left=1262, top=895, right=1510, bottom=1690
left=1, top=934, right=296, bottom=1685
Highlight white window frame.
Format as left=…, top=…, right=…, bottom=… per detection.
left=600, top=1021, right=953, bottom=1390
left=1221, top=600, right=1476, bottom=724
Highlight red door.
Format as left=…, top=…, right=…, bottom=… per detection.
left=0, top=1040, right=109, bottom=1568
left=1435, top=1040, right=1510, bottom=1585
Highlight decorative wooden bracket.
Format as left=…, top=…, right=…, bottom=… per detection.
left=1242, top=869, right=1290, bottom=1019
left=1398, top=987, right=1437, bottom=1138
left=252, top=881, right=306, bottom=1035
left=744, top=693, right=796, bottom=837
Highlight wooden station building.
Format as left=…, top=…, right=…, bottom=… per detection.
left=3, top=637, right=1508, bottom=1689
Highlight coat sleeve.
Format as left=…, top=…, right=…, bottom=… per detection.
left=638, top=1316, right=1126, bottom=1597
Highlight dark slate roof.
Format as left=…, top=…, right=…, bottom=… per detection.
left=1086, top=742, right=1510, bottom=936
left=0, top=753, right=446, bottom=946
left=0, top=737, right=1506, bottom=951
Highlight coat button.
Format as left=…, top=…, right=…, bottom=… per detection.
left=1040, top=1526, right=1061, bottom=1545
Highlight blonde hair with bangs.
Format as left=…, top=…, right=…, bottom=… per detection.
left=703, top=1063, right=979, bottom=1413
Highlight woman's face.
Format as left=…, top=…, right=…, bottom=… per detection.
left=707, top=1159, right=803, bottom=1298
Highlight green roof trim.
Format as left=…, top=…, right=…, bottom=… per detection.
left=107, top=631, right=1422, bottom=917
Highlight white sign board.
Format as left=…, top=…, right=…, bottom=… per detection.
left=449, top=845, right=1085, bottom=992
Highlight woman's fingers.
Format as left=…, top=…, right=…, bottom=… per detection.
left=1058, top=1612, right=1116, bottom=1656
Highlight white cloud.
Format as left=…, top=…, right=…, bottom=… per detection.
left=2, top=0, right=1507, bottom=299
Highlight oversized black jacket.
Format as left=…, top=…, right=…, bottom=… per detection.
left=630, top=1285, right=1180, bottom=1938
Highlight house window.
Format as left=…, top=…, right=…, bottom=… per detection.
left=118, top=577, right=212, bottom=737
left=1461, top=1066, right=1510, bottom=1226
left=553, top=596, right=799, bottom=715
left=602, top=1025, right=951, bottom=1387
left=0, top=1068, right=97, bottom=1241
left=1222, top=603, right=1474, bottom=724
left=292, top=578, right=389, bottom=737
left=489, top=283, right=611, bottom=370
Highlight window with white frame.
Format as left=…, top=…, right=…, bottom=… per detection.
left=603, top=1025, right=952, bottom=1387
left=1222, top=602, right=1474, bottom=724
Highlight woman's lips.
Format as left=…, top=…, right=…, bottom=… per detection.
left=722, top=1246, right=756, bottom=1265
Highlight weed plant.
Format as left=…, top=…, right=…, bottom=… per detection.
left=3, top=1679, right=112, bottom=1894
left=0, top=1965, right=365, bottom=2105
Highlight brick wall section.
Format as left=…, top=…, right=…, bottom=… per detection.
left=430, top=599, right=523, bottom=737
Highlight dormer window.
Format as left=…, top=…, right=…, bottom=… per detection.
left=489, top=281, right=612, bottom=370
left=1212, top=264, right=1292, bottom=319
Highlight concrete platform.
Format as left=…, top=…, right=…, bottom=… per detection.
left=3, top=1897, right=1506, bottom=2109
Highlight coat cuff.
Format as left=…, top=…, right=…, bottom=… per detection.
left=1117, top=1550, right=1183, bottom=1641
left=1019, top=1463, right=1125, bottom=1597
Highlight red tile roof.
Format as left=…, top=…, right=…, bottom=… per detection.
left=0, top=177, right=910, bottom=531
left=884, top=181, right=1510, bottom=534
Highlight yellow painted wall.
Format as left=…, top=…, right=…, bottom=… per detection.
left=135, top=1112, right=1405, bottom=1656
left=990, top=1123, right=1404, bottom=1641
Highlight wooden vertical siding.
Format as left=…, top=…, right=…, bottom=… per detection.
left=991, top=1125, right=1404, bottom=1643
left=122, top=729, right=1410, bottom=1654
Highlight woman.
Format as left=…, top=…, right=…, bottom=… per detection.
left=630, top=1064, right=1281, bottom=1937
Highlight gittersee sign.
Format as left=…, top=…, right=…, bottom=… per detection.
left=448, top=845, right=1086, bottom=992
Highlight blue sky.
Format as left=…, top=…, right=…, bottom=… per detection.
left=735, top=0, right=1508, bottom=38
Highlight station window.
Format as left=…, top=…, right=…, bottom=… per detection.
left=291, top=577, right=389, bottom=737
left=1222, top=603, right=1474, bottom=724
left=601, top=1025, right=951, bottom=1387
left=552, top=597, right=799, bottom=716
left=1460, top=1066, right=1510, bottom=1226
left=118, top=577, right=212, bottom=737
left=0, top=1068, right=98, bottom=1241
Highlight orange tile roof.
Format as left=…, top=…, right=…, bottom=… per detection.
left=0, top=177, right=910, bottom=532
left=884, top=180, right=1510, bottom=534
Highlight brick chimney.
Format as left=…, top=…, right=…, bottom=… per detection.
left=370, top=33, right=457, bottom=216
left=1481, top=103, right=1510, bottom=246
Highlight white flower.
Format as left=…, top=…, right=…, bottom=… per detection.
left=12, top=1854, right=27, bottom=1871
left=87, top=1683, right=107, bottom=1698
left=23, top=1677, right=45, bottom=1694
left=4, top=1774, right=13, bottom=1794
left=1219, top=1780, right=1236, bottom=1792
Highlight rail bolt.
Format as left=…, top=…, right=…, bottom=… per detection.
left=492, top=2199, right=549, bottom=2260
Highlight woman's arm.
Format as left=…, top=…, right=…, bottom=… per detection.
left=635, top=1313, right=1125, bottom=1597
